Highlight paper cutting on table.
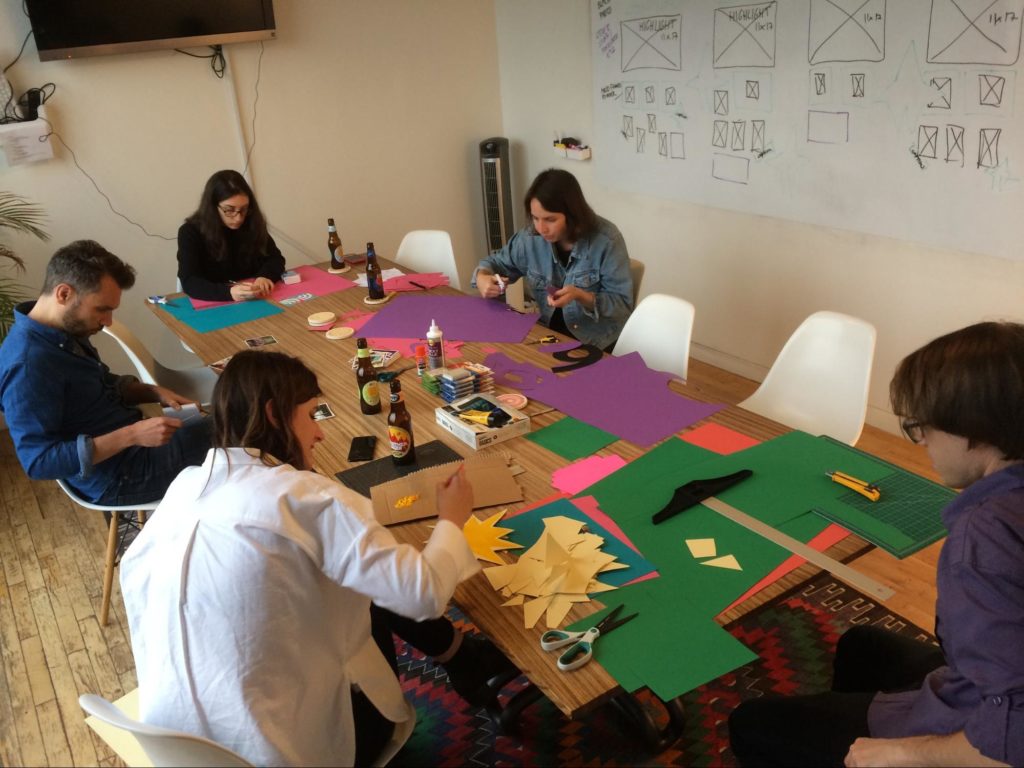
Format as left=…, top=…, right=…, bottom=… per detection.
left=463, top=509, right=523, bottom=565
left=161, top=296, right=283, bottom=333
left=700, top=554, right=742, bottom=571
left=358, top=294, right=540, bottom=343
left=526, top=416, right=618, bottom=460
left=682, top=423, right=761, bottom=455
left=384, top=272, right=449, bottom=292
left=188, top=265, right=356, bottom=309
left=686, top=538, right=717, bottom=559
left=551, top=455, right=627, bottom=495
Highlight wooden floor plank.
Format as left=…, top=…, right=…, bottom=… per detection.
left=50, top=654, right=98, bottom=767
left=20, top=635, right=55, bottom=707
left=36, top=698, right=74, bottom=768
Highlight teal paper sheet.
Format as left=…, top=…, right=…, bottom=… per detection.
left=161, top=296, right=283, bottom=333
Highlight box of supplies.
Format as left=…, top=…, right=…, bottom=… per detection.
left=435, top=392, right=530, bottom=450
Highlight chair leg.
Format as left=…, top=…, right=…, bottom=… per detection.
left=100, top=512, right=120, bottom=627
left=137, top=509, right=147, bottom=526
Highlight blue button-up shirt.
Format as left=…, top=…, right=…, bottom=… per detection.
left=868, top=463, right=1024, bottom=765
left=473, top=216, right=633, bottom=350
left=0, top=302, right=142, bottom=502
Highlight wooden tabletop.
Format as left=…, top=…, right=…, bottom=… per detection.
left=150, top=262, right=871, bottom=719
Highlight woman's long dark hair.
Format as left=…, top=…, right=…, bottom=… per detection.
left=187, top=169, right=270, bottom=263
left=212, top=351, right=321, bottom=469
left=524, top=168, right=599, bottom=242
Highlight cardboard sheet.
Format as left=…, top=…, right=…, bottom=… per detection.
left=335, top=440, right=462, bottom=498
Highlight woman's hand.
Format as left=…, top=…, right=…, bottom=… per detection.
left=436, top=465, right=474, bottom=528
left=250, top=277, right=274, bottom=297
left=230, top=282, right=258, bottom=301
left=476, top=271, right=508, bottom=300
left=548, top=284, right=595, bottom=310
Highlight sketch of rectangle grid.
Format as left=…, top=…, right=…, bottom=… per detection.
left=946, top=124, right=965, bottom=165
left=670, top=132, right=686, bottom=159
left=978, top=127, right=1001, bottom=167
left=648, top=113, right=658, bottom=132
left=751, top=120, right=766, bottom=152
left=621, top=15, right=683, bottom=71
left=928, top=76, right=953, bottom=108
left=625, top=85, right=636, bottom=104
left=712, top=153, right=751, bottom=183
left=851, top=73, right=865, bottom=97
left=979, top=73, right=1006, bottom=106
left=713, top=2, right=777, bottom=68
left=622, top=114, right=634, bottom=138
left=927, top=0, right=1023, bottom=65
left=636, top=127, right=647, bottom=153
left=665, top=86, right=677, bottom=104
left=658, top=132, right=668, bottom=156
left=731, top=120, right=747, bottom=150
left=645, top=85, right=656, bottom=103
left=814, top=71, right=828, bottom=95
left=746, top=80, right=760, bottom=99
left=918, top=125, right=939, bottom=158
left=714, top=89, right=730, bottom=115
left=808, top=110, right=850, bottom=143
left=808, top=0, right=886, bottom=63
left=713, top=120, right=729, bottom=148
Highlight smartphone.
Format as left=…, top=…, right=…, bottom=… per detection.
left=347, top=435, right=377, bottom=462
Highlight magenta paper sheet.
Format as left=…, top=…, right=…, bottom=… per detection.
left=189, top=265, right=357, bottom=309
left=483, top=350, right=723, bottom=446
left=357, top=294, right=539, bottom=343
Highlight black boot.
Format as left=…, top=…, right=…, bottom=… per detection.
left=442, top=634, right=519, bottom=706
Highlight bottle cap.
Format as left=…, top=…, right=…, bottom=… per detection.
left=415, top=344, right=426, bottom=355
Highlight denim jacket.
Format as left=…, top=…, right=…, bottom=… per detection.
left=473, top=216, right=633, bottom=350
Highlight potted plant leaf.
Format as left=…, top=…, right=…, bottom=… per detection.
left=0, top=191, right=49, bottom=342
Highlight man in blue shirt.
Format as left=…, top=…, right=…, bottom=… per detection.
left=0, top=240, right=211, bottom=506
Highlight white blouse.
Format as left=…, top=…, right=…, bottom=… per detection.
left=120, top=447, right=479, bottom=766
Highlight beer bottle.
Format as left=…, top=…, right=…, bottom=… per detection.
left=355, top=337, right=381, bottom=415
left=387, top=378, right=416, bottom=465
left=365, top=241, right=386, bottom=300
left=327, top=218, right=347, bottom=272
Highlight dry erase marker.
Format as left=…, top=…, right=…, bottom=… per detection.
left=827, top=471, right=881, bottom=502
left=495, top=274, right=506, bottom=294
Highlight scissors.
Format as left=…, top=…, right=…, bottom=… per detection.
left=539, top=604, right=638, bottom=672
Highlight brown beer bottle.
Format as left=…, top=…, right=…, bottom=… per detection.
left=355, top=337, right=381, bottom=415
left=365, top=241, right=386, bottom=300
left=387, top=378, right=416, bottom=465
left=327, top=218, right=346, bottom=271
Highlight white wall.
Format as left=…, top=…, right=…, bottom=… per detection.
left=0, top=0, right=502, bottom=365
left=494, top=0, right=1024, bottom=433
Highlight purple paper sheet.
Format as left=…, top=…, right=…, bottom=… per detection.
left=357, top=294, right=540, bottom=343
left=484, top=350, right=723, bottom=446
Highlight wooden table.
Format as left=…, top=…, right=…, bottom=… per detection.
left=150, top=263, right=872, bottom=745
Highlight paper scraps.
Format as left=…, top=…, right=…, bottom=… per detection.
left=463, top=509, right=523, bottom=565
left=483, top=515, right=623, bottom=629
left=686, top=537, right=742, bottom=571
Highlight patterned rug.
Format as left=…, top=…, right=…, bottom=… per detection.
left=392, top=572, right=935, bottom=767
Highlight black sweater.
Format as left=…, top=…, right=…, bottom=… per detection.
left=176, top=219, right=285, bottom=302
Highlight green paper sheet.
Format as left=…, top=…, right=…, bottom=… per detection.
left=525, top=416, right=619, bottom=460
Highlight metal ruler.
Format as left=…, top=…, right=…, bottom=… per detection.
left=702, top=497, right=895, bottom=602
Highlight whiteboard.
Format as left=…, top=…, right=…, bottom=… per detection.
left=591, top=0, right=1024, bottom=261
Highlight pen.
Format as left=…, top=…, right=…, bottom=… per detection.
left=827, top=471, right=881, bottom=502
left=495, top=274, right=506, bottom=294
left=409, top=280, right=428, bottom=290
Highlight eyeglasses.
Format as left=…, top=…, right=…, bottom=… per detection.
left=218, top=205, right=249, bottom=219
left=900, top=419, right=925, bottom=444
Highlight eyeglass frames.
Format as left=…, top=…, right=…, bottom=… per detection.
left=900, top=419, right=925, bottom=444
left=218, top=204, right=249, bottom=219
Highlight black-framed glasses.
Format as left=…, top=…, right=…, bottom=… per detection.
left=901, top=419, right=925, bottom=444
left=218, top=204, right=249, bottom=218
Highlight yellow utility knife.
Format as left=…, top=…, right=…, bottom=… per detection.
left=827, top=471, right=881, bottom=502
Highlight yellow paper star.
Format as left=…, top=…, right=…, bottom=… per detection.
left=464, top=509, right=523, bottom=564
left=394, top=494, right=420, bottom=509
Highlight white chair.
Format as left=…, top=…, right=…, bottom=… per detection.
left=103, top=319, right=218, bottom=405
left=79, top=692, right=252, bottom=767
left=395, top=229, right=462, bottom=290
left=628, top=258, right=645, bottom=305
left=56, top=480, right=158, bottom=626
left=613, top=293, right=695, bottom=380
left=740, top=310, right=877, bottom=446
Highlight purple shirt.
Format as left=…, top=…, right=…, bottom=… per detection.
left=868, top=463, right=1024, bottom=765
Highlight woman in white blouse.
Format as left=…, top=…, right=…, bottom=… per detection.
left=121, top=350, right=509, bottom=766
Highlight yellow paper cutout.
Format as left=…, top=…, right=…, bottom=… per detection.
left=700, top=554, right=742, bottom=571
left=394, top=494, right=420, bottom=509
left=523, top=594, right=554, bottom=629
left=502, top=594, right=525, bottom=606
left=685, top=538, right=717, bottom=559
left=462, top=509, right=524, bottom=564
left=545, top=596, right=574, bottom=628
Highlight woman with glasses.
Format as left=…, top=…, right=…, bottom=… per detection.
left=177, top=169, right=285, bottom=302
left=729, top=321, right=1024, bottom=768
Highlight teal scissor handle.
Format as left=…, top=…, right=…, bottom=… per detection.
left=556, top=627, right=600, bottom=671
left=540, top=628, right=583, bottom=651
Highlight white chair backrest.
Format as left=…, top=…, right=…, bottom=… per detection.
left=79, top=694, right=252, bottom=767
left=57, top=479, right=159, bottom=513
left=628, top=258, right=645, bottom=305
left=395, top=230, right=461, bottom=290
left=740, top=310, right=876, bottom=446
left=102, top=320, right=158, bottom=385
left=612, top=293, right=695, bottom=380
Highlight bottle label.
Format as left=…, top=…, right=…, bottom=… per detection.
left=388, top=426, right=412, bottom=457
left=361, top=381, right=380, bottom=406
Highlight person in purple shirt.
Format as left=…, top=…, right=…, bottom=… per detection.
left=729, top=321, right=1023, bottom=768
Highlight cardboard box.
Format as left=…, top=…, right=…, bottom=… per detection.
left=435, top=392, right=530, bottom=450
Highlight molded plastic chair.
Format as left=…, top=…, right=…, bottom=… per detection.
left=628, top=258, right=645, bottom=304
left=56, top=480, right=158, bottom=626
left=395, top=229, right=461, bottom=290
left=102, top=319, right=217, bottom=405
left=79, top=692, right=252, bottom=767
left=612, top=293, right=695, bottom=380
left=739, top=310, right=876, bottom=445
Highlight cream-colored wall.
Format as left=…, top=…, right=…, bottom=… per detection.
left=494, top=0, right=1024, bottom=434
left=0, top=0, right=502, bottom=365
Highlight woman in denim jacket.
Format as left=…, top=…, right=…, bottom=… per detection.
left=474, top=169, right=633, bottom=351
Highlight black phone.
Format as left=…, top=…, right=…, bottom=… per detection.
left=347, top=435, right=377, bottom=462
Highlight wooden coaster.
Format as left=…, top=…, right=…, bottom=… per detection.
left=363, top=292, right=396, bottom=306
left=307, top=311, right=337, bottom=327
left=496, top=393, right=528, bottom=410
left=327, top=264, right=350, bottom=274
left=325, top=326, right=355, bottom=340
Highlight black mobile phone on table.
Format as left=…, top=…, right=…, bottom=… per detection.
left=347, top=435, right=377, bottom=462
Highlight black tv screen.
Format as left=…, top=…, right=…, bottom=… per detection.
left=25, top=0, right=276, bottom=61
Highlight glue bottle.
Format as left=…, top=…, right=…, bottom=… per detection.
left=415, top=344, right=427, bottom=377
left=426, top=319, right=445, bottom=371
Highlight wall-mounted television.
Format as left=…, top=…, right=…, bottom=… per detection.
left=25, top=0, right=276, bottom=62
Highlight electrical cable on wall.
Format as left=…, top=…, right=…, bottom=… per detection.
left=174, top=44, right=226, bottom=78
left=241, top=41, right=264, bottom=178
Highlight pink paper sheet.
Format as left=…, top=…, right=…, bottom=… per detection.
left=188, top=265, right=356, bottom=309
left=383, top=272, right=449, bottom=292
left=551, top=455, right=627, bottom=496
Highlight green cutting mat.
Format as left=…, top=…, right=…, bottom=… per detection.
left=812, top=438, right=954, bottom=558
